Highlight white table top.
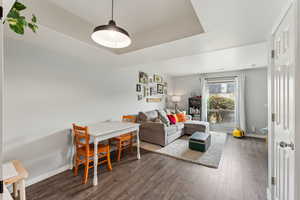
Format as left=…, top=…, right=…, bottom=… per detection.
left=3, top=162, right=18, bottom=180
left=87, top=121, right=140, bottom=137
left=3, top=184, right=13, bottom=200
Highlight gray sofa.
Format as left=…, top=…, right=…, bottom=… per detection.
left=138, top=110, right=209, bottom=146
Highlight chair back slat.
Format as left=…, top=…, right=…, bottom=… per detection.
left=72, top=123, right=90, bottom=153
left=122, top=115, right=137, bottom=123
left=122, top=115, right=136, bottom=137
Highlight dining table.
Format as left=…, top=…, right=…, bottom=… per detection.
left=76, top=121, right=141, bottom=186
left=3, top=160, right=28, bottom=200
left=3, top=184, right=13, bottom=200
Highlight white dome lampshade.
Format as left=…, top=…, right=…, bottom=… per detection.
left=91, top=20, right=131, bottom=49
left=171, top=96, right=181, bottom=103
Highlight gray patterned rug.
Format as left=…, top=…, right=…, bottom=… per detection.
left=140, top=132, right=227, bottom=168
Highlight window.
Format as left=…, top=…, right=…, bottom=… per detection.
left=206, top=79, right=236, bottom=132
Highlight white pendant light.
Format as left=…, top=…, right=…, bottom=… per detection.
left=91, top=0, right=131, bottom=48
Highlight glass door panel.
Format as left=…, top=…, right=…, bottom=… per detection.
left=207, top=81, right=236, bottom=132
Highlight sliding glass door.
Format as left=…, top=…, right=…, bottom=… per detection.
left=207, top=79, right=236, bottom=132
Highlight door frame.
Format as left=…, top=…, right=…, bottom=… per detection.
left=295, top=0, right=300, bottom=199
left=267, top=0, right=300, bottom=199
left=0, top=1, right=3, bottom=196
left=0, top=0, right=16, bottom=196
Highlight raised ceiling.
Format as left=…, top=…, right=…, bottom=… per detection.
left=6, top=0, right=288, bottom=75
left=48, top=0, right=204, bottom=54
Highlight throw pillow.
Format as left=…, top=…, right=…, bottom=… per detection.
left=167, top=115, right=176, bottom=124
left=176, top=113, right=187, bottom=122
left=175, top=107, right=182, bottom=114
left=164, top=108, right=172, bottom=115
left=157, top=109, right=170, bottom=126
left=172, top=114, right=179, bottom=122
left=137, top=112, right=148, bottom=123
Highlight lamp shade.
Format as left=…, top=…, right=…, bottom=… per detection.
left=171, top=96, right=181, bottom=102
left=91, top=20, right=131, bottom=48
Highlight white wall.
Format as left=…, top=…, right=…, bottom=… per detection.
left=139, top=42, right=268, bottom=76
left=167, top=75, right=201, bottom=110
left=3, top=0, right=15, bottom=18
left=3, top=37, right=167, bottom=185
left=170, top=68, right=268, bottom=134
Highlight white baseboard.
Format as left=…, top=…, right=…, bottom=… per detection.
left=245, top=133, right=267, bottom=139
left=267, top=187, right=272, bottom=200
left=26, top=164, right=72, bottom=187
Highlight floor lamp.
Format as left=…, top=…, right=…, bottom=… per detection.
left=171, top=96, right=181, bottom=112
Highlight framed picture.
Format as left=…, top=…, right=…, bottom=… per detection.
left=137, top=95, right=143, bottom=101
left=147, top=98, right=162, bottom=103
left=150, top=87, right=157, bottom=96
left=153, top=74, right=162, bottom=83
left=149, top=77, right=153, bottom=83
left=157, top=84, right=164, bottom=94
left=136, top=84, right=141, bottom=92
left=139, top=72, right=148, bottom=84
left=143, top=86, right=147, bottom=97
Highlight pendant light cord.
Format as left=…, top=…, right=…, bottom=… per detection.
left=111, top=0, right=114, bottom=20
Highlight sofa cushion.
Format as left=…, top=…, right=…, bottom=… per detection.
left=138, top=110, right=159, bottom=122
left=184, top=120, right=209, bottom=135
left=165, top=125, right=178, bottom=136
left=173, top=114, right=179, bottom=122
left=164, top=108, right=172, bottom=115
left=145, top=110, right=159, bottom=121
left=176, top=122, right=184, bottom=131
left=184, top=120, right=209, bottom=127
left=164, top=123, right=184, bottom=136
left=167, top=115, right=176, bottom=124
left=157, top=109, right=170, bottom=126
left=176, top=113, right=187, bottom=122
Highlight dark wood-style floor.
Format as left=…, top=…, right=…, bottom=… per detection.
left=26, top=136, right=267, bottom=200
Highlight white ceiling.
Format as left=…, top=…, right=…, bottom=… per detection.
left=48, top=0, right=204, bottom=54
left=6, top=0, right=288, bottom=75
left=48, top=0, right=199, bottom=35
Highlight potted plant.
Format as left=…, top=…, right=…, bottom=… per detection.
left=6, top=1, right=38, bottom=35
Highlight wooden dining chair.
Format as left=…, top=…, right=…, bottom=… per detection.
left=72, top=123, right=112, bottom=184
left=110, top=115, right=136, bottom=161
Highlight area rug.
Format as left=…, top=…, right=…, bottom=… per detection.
left=140, top=132, right=227, bottom=168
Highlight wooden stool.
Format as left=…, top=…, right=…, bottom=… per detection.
left=4, top=160, right=29, bottom=200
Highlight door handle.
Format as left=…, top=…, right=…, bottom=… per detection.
left=279, top=141, right=295, bottom=150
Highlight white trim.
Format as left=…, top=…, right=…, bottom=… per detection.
left=3, top=0, right=16, bottom=20
left=267, top=187, right=272, bottom=200
left=25, top=164, right=72, bottom=187
left=267, top=37, right=275, bottom=200
left=0, top=4, right=3, bottom=199
left=245, top=133, right=267, bottom=139
left=271, top=0, right=294, bottom=35
left=294, top=1, right=300, bottom=199
left=268, top=3, right=294, bottom=200
left=269, top=2, right=299, bottom=200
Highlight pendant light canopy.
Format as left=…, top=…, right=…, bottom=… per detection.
left=91, top=0, right=131, bottom=48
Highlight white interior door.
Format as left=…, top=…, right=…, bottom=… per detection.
left=0, top=0, right=15, bottom=197
left=272, top=3, right=296, bottom=200
left=0, top=3, right=3, bottom=197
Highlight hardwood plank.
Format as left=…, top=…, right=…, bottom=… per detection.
left=26, top=136, right=267, bottom=200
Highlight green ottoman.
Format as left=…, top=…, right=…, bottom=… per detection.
left=189, top=132, right=211, bottom=152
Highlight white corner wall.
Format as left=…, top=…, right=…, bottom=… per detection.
left=170, top=68, right=268, bottom=134
left=4, top=37, right=167, bottom=185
